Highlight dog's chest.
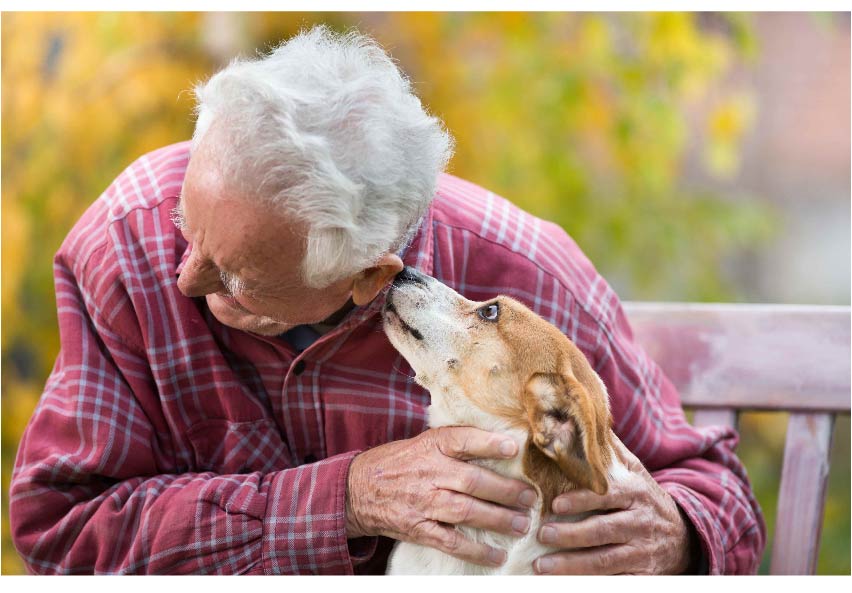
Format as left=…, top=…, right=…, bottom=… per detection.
left=386, top=449, right=584, bottom=575
left=387, top=511, right=530, bottom=575
left=385, top=436, right=628, bottom=574
left=386, top=504, right=588, bottom=575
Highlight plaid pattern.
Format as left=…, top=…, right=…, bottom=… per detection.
left=10, top=141, right=766, bottom=574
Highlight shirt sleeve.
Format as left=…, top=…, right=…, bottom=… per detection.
left=9, top=251, right=362, bottom=574
left=586, top=299, right=767, bottom=574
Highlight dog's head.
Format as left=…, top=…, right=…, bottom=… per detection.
left=382, top=267, right=613, bottom=501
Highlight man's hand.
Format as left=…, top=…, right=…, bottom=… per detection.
left=346, top=426, right=538, bottom=567
left=533, top=437, right=699, bottom=574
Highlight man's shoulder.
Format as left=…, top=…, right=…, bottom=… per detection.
left=57, top=141, right=190, bottom=287
left=101, top=141, right=191, bottom=220
left=432, top=173, right=616, bottom=326
left=433, top=173, right=552, bottom=261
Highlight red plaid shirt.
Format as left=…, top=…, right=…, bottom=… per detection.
left=10, top=142, right=765, bottom=574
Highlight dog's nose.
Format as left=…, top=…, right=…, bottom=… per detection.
left=393, top=266, right=427, bottom=288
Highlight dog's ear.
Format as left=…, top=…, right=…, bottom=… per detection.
left=522, top=372, right=611, bottom=501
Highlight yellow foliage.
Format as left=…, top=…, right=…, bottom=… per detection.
left=1, top=201, right=30, bottom=345
left=1, top=383, right=42, bottom=453
left=706, top=94, right=756, bottom=177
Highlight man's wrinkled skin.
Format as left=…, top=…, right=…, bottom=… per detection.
left=176, top=134, right=697, bottom=574
left=345, top=426, right=538, bottom=567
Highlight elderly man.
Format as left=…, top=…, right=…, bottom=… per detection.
left=10, top=26, right=765, bottom=574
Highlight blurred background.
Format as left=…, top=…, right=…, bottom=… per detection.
left=1, top=12, right=849, bottom=574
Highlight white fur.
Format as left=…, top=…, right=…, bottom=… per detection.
left=383, top=271, right=628, bottom=575
left=191, top=25, right=454, bottom=289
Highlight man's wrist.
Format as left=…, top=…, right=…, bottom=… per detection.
left=345, top=451, right=369, bottom=539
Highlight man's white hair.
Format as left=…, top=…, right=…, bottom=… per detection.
left=192, top=25, right=454, bottom=289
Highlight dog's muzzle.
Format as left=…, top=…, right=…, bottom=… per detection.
left=392, top=265, right=429, bottom=288
left=384, top=266, right=427, bottom=341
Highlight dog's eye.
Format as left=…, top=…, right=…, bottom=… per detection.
left=477, top=302, right=500, bottom=322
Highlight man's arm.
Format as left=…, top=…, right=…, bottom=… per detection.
left=8, top=256, right=360, bottom=574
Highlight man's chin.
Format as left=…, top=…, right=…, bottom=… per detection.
left=206, top=294, right=295, bottom=336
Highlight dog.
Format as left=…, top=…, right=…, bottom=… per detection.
left=382, top=266, right=629, bottom=575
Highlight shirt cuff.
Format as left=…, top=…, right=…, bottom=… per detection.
left=260, top=450, right=365, bottom=574
left=661, top=482, right=721, bottom=575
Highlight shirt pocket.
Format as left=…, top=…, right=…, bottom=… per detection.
left=186, top=418, right=292, bottom=474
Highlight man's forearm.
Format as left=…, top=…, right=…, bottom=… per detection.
left=11, top=448, right=363, bottom=574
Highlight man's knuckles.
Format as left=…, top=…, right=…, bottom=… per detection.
left=458, top=466, right=483, bottom=494
left=429, top=427, right=458, bottom=454
left=428, top=491, right=472, bottom=523
left=415, top=520, right=464, bottom=556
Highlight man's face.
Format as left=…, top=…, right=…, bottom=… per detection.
left=175, top=144, right=355, bottom=336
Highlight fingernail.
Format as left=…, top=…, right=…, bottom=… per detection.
left=539, top=525, right=556, bottom=544
left=512, top=515, right=530, bottom=534
left=553, top=498, right=569, bottom=514
left=488, top=547, right=507, bottom=565
left=499, top=440, right=517, bottom=457
left=518, top=489, right=537, bottom=508
left=536, top=557, right=554, bottom=574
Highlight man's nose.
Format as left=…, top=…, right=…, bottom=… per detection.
left=177, top=250, right=225, bottom=297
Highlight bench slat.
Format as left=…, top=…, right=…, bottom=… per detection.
left=623, top=303, right=851, bottom=413
left=692, top=408, right=738, bottom=430
left=769, top=412, right=835, bottom=574
left=620, top=303, right=848, bottom=574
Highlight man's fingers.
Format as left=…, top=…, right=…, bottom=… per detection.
left=440, top=460, right=537, bottom=509
left=429, top=426, right=537, bottom=509
left=429, top=490, right=531, bottom=537
left=533, top=544, right=636, bottom=575
left=551, top=484, right=631, bottom=514
left=411, top=520, right=507, bottom=567
left=431, top=426, right=518, bottom=461
left=537, top=511, right=634, bottom=549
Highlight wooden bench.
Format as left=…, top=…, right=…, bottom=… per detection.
left=623, top=302, right=851, bottom=575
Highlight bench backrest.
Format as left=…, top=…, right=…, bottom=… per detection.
left=623, top=302, right=851, bottom=575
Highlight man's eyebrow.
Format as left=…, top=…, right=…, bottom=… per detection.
left=170, top=198, right=188, bottom=231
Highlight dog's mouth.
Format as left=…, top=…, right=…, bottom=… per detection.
left=384, top=298, right=424, bottom=341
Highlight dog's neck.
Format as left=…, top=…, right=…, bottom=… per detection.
left=427, top=385, right=588, bottom=514
left=426, top=385, right=530, bottom=480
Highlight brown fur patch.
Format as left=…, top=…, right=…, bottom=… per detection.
left=451, top=297, right=613, bottom=514
left=521, top=436, right=572, bottom=516
left=522, top=373, right=611, bottom=500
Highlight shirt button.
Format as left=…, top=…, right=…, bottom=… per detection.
left=293, top=360, right=306, bottom=375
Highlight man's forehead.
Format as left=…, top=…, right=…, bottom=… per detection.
left=182, top=150, right=228, bottom=201
left=181, top=172, right=307, bottom=279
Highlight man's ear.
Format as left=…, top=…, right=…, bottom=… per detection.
left=351, top=253, right=404, bottom=306
left=522, top=372, right=611, bottom=498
